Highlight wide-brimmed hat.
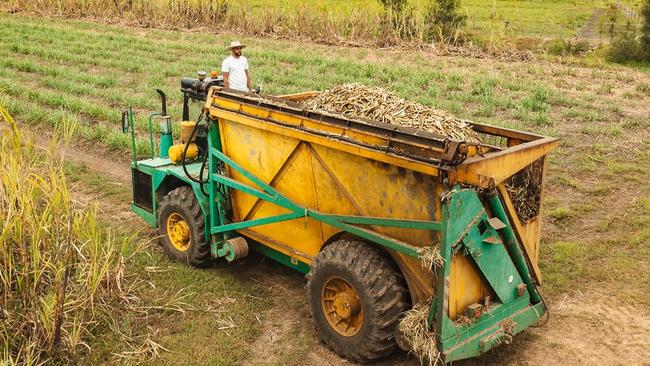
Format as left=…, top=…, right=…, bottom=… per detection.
left=228, top=41, right=246, bottom=50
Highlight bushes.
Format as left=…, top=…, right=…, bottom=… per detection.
left=378, top=0, right=407, bottom=13
left=608, top=0, right=650, bottom=62
left=642, top=0, right=650, bottom=50
left=376, top=0, right=470, bottom=43
left=608, top=33, right=649, bottom=62
left=545, top=39, right=592, bottom=56
left=424, top=0, right=468, bottom=42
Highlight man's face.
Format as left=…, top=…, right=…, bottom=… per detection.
left=232, top=47, right=242, bottom=57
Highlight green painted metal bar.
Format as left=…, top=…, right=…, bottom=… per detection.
left=427, top=296, right=438, bottom=329
left=443, top=300, right=545, bottom=361
left=320, top=214, right=441, bottom=230
left=210, top=148, right=279, bottom=197
left=486, top=189, right=542, bottom=304
left=310, top=213, right=421, bottom=257
left=210, top=211, right=305, bottom=234
left=211, top=174, right=276, bottom=202
left=207, top=125, right=228, bottom=240
left=251, top=242, right=310, bottom=274
left=147, top=112, right=161, bottom=159
left=210, top=147, right=304, bottom=211
left=131, top=203, right=155, bottom=226
left=434, top=190, right=454, bottom=339
left=128, top=107, right=137, bottom=167
left=208, top=143, right=433, bottom=258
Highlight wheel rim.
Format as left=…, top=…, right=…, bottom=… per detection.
left=166, top=212, right=191, bottom=252
left=321, top=276, right=363, bottom=337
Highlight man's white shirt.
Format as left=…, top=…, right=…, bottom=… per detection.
left=221, top=56, right=249, bottom=92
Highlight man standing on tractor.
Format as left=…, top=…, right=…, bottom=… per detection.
left=222, top=41, right=253, bottom=93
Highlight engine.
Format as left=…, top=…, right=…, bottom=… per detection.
left=181, top=70, right=224, bottom=102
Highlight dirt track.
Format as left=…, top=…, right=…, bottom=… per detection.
left=29, top=125, right=649, bottom=366
left=577, top=8, right=607, bottom=41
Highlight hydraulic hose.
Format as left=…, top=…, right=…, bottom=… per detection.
left=180, top=111, right=228, bottom=200
left=181, top=110, right=210, bottom=196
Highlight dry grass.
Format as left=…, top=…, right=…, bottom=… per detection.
left=302, top=83, right=483, bottom=143
left=0, top=106, right=126, bottom=363
left=0, top=0, right=534, bottom=61
left=398, top=304, right=441, bottom=366
left=418, top=244, right=444, bottom=271
left=1, top=0, right=420, bottom=47
left=429, top=41, right=535, bottom=62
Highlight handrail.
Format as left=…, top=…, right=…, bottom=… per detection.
left=127, top=107, right=137, bottom=168
left=147, top=112, right=161, bottom=159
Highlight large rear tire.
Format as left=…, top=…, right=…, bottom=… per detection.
left=307, top=239, right=409, bottom=363
left=157, top=186, right=211, bottom=267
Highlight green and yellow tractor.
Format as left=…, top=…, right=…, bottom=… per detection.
left=123, top=75, right=557, bottom=363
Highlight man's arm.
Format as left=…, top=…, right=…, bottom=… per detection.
left=223, top=72, right=230, bottom=89
left=245, top=70, right=253, bottom=92
left=222, top=58, right=230, bottom=89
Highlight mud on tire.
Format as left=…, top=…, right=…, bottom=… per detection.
left=307, top=239, right=409, bottom=363
left=157, top=186, right=211, bottom=267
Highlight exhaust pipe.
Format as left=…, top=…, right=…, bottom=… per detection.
left=156, top=89, right=167, bottom=116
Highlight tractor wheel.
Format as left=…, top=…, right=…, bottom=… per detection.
left=307, top=239, right=409, bottom=363
left=157, top=186, right=211, bottom=267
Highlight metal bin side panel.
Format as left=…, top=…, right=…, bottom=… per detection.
left=218, top=118, right=490, bottom=308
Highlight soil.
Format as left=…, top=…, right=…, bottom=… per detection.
left=21, top=126, right=650, bottom=365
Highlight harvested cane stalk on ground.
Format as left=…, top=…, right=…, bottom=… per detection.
left=302, top=84, right=482, bottom=144
left=398, top=304, right=441, bottom=366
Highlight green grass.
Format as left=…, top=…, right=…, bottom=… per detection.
left=460, top=0, right=602, bottom=38
left=549, top=207, right=571, bottom=220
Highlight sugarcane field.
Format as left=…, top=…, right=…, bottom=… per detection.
left=2, top=0, right=650, bottom=365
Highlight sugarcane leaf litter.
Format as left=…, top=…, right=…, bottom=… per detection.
left=301, top=84, right=541, bottom=222
left=398, top=304, right=441, bottom=366
left=418, top=245, right=444, bottom=271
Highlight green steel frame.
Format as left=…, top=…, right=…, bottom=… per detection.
left=126, top=106, right=547, bottom=364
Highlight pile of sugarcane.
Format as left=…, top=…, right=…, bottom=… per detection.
left=505, top=158, right=544, bottom=223
left=302, top=84, right=482, bottom=143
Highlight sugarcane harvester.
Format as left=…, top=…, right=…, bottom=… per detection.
left=122, top=73, right=558, bottom=364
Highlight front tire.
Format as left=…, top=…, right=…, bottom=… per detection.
left=157, top=186, right=211, bottom=267
left=307, top=239, right=409, bottom=363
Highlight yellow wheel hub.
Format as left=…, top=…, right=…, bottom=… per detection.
left=322, top=277, right=363, bottom=337
left=167, top=212, right=191, bottom=252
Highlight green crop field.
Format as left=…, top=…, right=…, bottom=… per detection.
left=1, top=10, right=649, bottom=366
left=240, top=0, right=629, bottom=38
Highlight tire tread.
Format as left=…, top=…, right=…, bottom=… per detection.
left=157, top=186, right=211, bottom=267
left=307, top=239, right=409, bottom=363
